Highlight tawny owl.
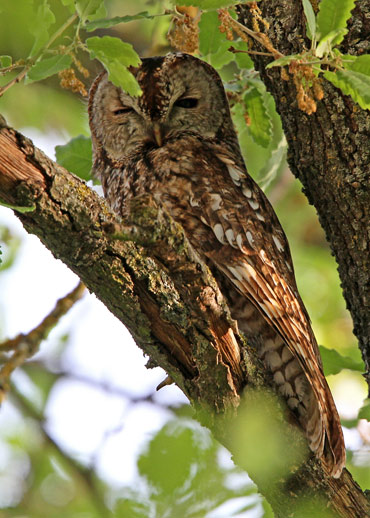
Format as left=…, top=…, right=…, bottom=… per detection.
left=88, top=52, right=345, bottom=477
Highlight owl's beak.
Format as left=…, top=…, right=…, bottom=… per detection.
left=152, top=122, right=163, bottom=147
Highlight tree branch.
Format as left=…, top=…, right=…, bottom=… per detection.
left=0, top=115, right=368, bottom=517
left=0, top=282, right=85, bottom=399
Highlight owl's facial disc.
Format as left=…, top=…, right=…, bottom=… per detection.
left=133, top=54, right=230, bottom=142
left=89, top=53, right=234, bottom=161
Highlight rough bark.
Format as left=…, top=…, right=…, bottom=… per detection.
left=237, top=0, right=370, bottom=389
left=0, top=115, right=369, bottom=517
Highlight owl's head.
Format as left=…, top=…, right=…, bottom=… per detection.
left=88, top=52, right=235, bottom=162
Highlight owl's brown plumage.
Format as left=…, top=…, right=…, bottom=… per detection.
left=88, top=52, right=345, bottom=477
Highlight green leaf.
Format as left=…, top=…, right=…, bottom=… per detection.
left=199, top=11, right=226, bottom=56
left=0, top=55, right=12, bottom=67
left=86, top=36, right=141, bottom=95
left=319, top=345, right=364, bottom=376
left=344, top=54, right=370, bottom=76
left=55, top=135, right=92, bottom=181
left=28, top=0, right=56, bottom=57
left=86, top=36, right=141, bottom=66
left=199, top=11, right=234, bottom=69
left=115, top=498, right=149, bottom=518
left=27, top=54, right=72, bottom=82
left=302, top=0, right=316, bottom=41
left=258, top=135, right=287, bottom=189
left=358, top=400, right=370, bottom=421
left=169, top=0, right=238, bottom=7
left=85, top=11, right=156, bottom=32
left=266, top=54, right=301, bottom=69
left=324, top=69, right=370, bottom=110
left=0, top=226, right=21, bottom=272
left=243, top=87, right=272, bottom=148
left=105, top=61, right=142, bottom=96
left=232, top=41, right=254, bottom=70
left=75, top=0, right=106, bottom=23
left=316, top=0, right=356, bottom=40
left=316, top=28, right=348, bottom=57
left=60, top=0, right=75, bottom=12
left=232, top=87, right=285, bottom=180
left=0, top=199, right=36, bottom=213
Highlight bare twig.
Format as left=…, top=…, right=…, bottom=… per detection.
left=0, top=282, right=85, bottom=400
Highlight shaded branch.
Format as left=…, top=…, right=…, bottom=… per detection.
left=0, top=117, right=368, bottom=517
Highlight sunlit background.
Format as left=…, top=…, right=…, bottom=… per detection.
left=0, top=0, right=369, bottom=516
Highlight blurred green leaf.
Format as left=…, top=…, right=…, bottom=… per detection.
left=344, top=54, right=370, bottom=76
left=316, top=0, right=356, bottom=41
left=232, top=93, right=285, bottom=182
left=76, top=0, right=106, bottom=23
left=316, top=28, right=348, bottom=57
left=243, top=87, right=272, bottom=147
left=0, top=199, right=36, bottom=212
left=115, top=497, right=148, bottom=518
left=170, top=0, right=238, bottom=7
left=346, top=463, right=370, bottom=492
left=0, top=55, right=12, bottom=67
left=262, top=498, right=274, bottom=518
left=230, top=390, right=306, bottom=483
left=341, top=417, right=360, bottom=428
left=302, top=0, right=316, bottom=41
left=55, top=135, right=92, bottom=181
left=26, top=54, right=72, bottom=83
left=266, top=54, right=300, bottom=69
left=232, top=41, right=254, bottom=69
left=60, top=0, right=75, bottom=12
left=358, top=400, right=370, bottom=421
left=258, top=135, right=287, bottom=190
left=324, top=69, right=370, bottom=109
left=22, top=364, right=59, bottom=411
left=0, top=83, right=88, bottom=133
left=0, top=225, right=21, bottom=272
left=319, top=345, right=364, bottom=376
left=134, top=419, right=256, bottom=516
left=85, top=11, right=156, bottom=32
left=28, top=0, right=56, bottom=57
left=138, top=425, right=194, bottom=493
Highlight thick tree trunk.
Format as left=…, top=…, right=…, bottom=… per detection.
left=0, top=115, right=369, bottom=517
left=237, top=0, right=370, bottom=388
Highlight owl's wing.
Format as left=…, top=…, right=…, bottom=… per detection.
left=199, top=152, right=345, bottom=476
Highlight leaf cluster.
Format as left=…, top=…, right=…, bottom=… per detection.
left=268, top=0, right=370, bottom=111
